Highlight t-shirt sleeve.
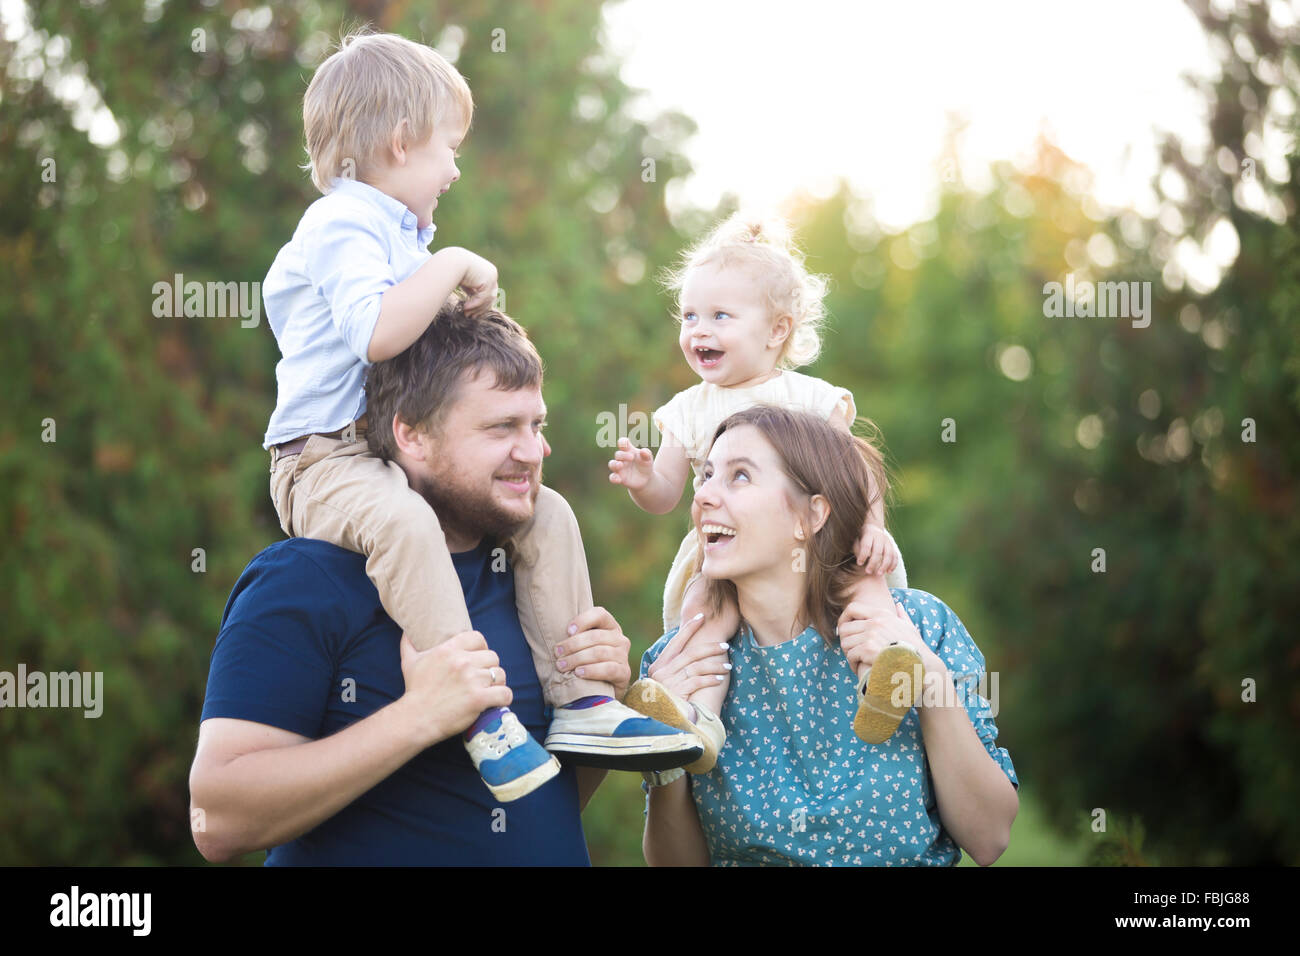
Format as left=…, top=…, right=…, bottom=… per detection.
left=797, top=374, right=856, bottom=427
left=639, top=629, right=679, bottom=680
left=652, top=392, right=691, bottom=450
left=927, top=596, right=1018, bottom=790
left=200, top=547, right=344, bottom=738
left=302, top=204, right=396, bottom=366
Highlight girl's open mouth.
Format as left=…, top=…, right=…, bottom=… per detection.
left=695, top=347, right=724, bottom=367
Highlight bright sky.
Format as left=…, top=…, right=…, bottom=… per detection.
left=5, top=0, right=1292, bottom=285
left=602, top=0, right=1237, bottom=229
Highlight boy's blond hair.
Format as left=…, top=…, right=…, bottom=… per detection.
left=662, top=213, right=830, bottom=369
left=302, top=30, right=474, bottom=194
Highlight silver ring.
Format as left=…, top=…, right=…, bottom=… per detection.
left=489, top=667, right=499, bottom=685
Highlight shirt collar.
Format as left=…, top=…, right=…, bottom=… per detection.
left=740, top=621, right=821, bottom=650
left=329, top=178, right=437, bottom=246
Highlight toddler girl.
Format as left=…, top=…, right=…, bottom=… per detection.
left=609, top=213, right=917, bottom=771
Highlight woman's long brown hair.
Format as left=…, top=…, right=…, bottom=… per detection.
left=700, top=404, right=890, bottom=644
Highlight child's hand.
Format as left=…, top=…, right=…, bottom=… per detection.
left=460, top=252, right=499, bottom=317
left=854, top=522, right=900, bottom=575
left=608, top=437, right=654, bottom=491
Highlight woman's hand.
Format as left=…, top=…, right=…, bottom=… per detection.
left=837, top=600, right=945, bottom=687
left=647, top=612, right=731, bottom=702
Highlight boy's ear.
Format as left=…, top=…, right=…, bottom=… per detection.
left=387, top=119, right=411, bottom=166
left=767, top=313, right=793, bottom=350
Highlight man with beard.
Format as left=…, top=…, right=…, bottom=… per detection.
left=188, top=301, right=693, bottom=865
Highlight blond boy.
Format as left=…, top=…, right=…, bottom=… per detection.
left=261, top=32, right=701, bottom=802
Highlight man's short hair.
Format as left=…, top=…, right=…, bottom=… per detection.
left=302, top=31, right=474, bottom=194
left=365, top=298, right=544, bottom=462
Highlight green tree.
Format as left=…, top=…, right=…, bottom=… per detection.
left=0, top=0, right=694, bottom=866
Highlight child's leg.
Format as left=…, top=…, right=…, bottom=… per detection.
left=881, top=527, right=908, bottom=590
left=512, top=487, right=705, bottom=771
left=625, top=570, right=734, bottom=775
left=276, top=435, right=473, bottom=650
left=844, top=569, right=896, bottom=680
left=846, top=567, right=922, bottom=744
left=507, top=485, right=612, bottom=707
left=675, top=573, right=738, bottom=719
left=273, top=433, right=561, bottom=799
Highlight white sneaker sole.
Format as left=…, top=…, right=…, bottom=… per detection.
left=542, top=732, right=703, bottom=754
left=543, top=732, right=704, bottom=771
left=484, top=753, right=562, bottom=803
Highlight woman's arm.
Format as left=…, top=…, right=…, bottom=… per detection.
left=838, top=601, right=1018, bottom=865
left=918, top=666, right=1019, bottom=866
left=638, top=619, right=724, bottom=866
left=643, top=776, right=711, bottom=866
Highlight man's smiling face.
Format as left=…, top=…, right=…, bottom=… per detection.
left=403, top=369, right=548, bottom=551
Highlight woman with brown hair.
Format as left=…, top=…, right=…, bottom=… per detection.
left=633, top=404, right=1019, bottom=866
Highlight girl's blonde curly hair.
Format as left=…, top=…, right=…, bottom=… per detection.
left=662, top=213, right=829, bottom=369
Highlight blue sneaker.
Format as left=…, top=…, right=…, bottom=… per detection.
left=543, top=697, right=704, bottom=771
left=464, top=708, right=561, bottom=802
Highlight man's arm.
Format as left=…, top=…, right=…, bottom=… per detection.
left=191, top=705, right=427, bottom=862
left=189, top=631, right=511, bottom=862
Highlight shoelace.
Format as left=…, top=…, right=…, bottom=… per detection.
left=475, top=711, right=529, bottom=759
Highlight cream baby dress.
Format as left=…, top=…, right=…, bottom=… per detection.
left=652, top=369, right=908, bottom=631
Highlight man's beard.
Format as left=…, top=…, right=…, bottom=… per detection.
left=409, top=464, right=539, bottom=546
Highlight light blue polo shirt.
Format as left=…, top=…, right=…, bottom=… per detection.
left=262, top=179, right=437, bottom=448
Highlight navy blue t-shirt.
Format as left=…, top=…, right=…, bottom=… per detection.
left=200, top=537, right=590, bottom=866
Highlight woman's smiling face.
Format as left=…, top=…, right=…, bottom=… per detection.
left=692, top=424, right=808, bottom=585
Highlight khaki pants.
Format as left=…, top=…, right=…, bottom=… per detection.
left=268, top=427, right=610, bottom=707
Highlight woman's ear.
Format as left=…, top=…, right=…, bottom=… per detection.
left=808, top=494, right=830, bottom=535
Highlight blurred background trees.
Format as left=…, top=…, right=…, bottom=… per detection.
left=1, top=0, right=1295, bottom=865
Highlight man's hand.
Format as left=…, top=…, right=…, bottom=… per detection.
left=555, top=606, right=632, bottom=700
left=459, top=251, right=499, bottom=317
left=608, top=437, right=655, bottom=491
left=396, top=630, right=513, bottom=744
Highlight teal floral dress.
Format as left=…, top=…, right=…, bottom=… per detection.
left=640, top=588, right=1018, bottom=866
